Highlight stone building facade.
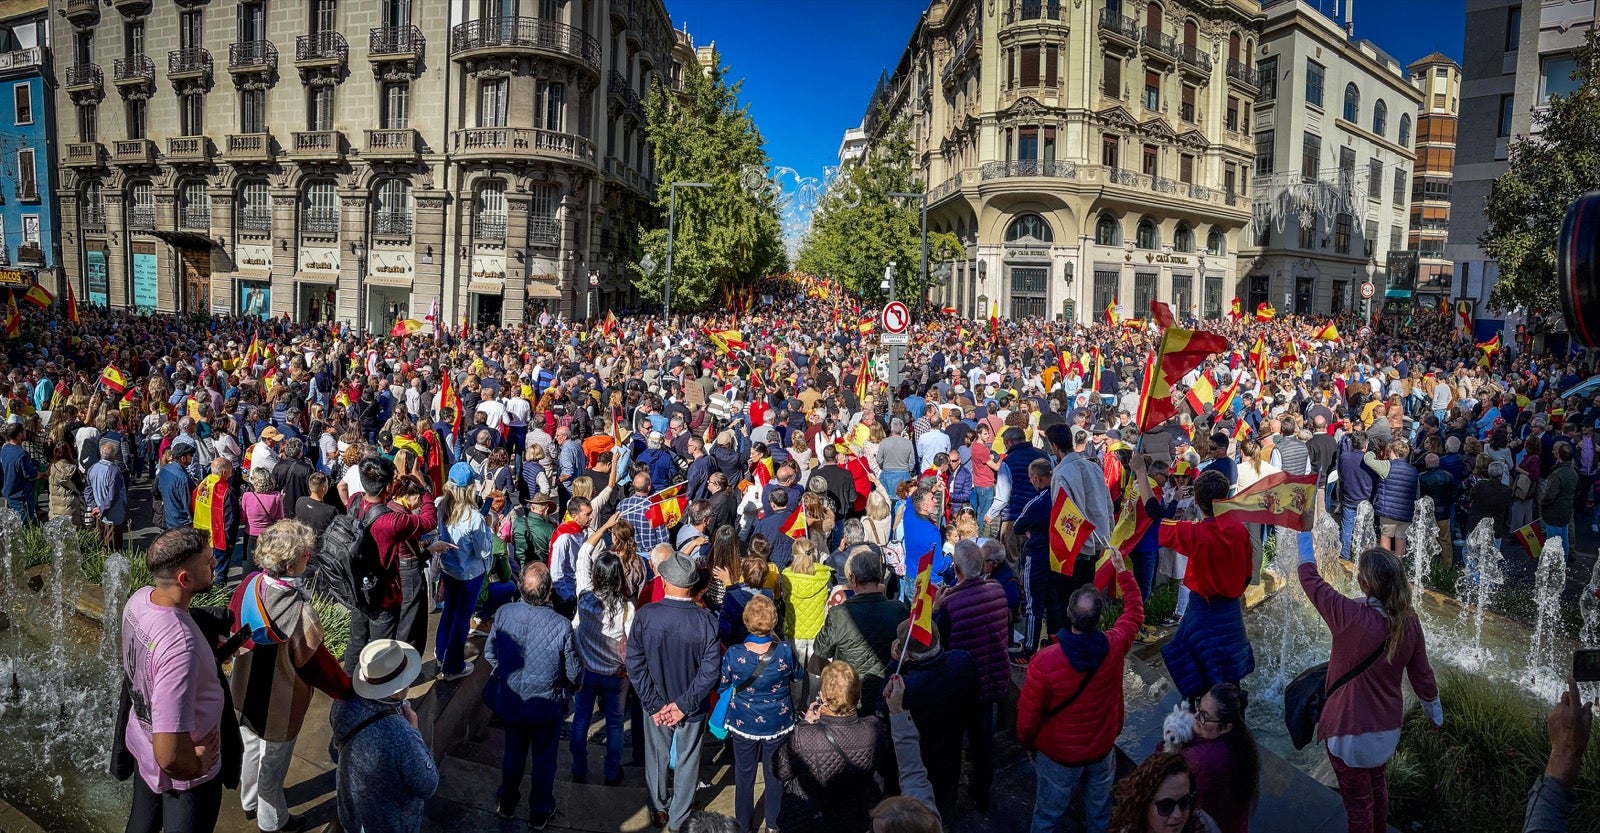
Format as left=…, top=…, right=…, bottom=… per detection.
left=50, top=0, right=681, bottom=331
left=1406, top=51, right=1459, bottom=307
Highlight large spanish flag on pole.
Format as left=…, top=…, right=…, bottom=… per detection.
left=1248, top=336, right=1269, bottom=382
left=1048, top=490, right=1095, bottom=575
left=907, top=546, right=940, bottom=648
left=1313, top=322, right=1340, bottom=341
left=1212, top=472, right=1318, bottom=530
left=64, top=278, right=80, bottom=324
left=1136, top=327, right=1229, bottom=432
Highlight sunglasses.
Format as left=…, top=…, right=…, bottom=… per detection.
left=1152, top=793, right=1197, bottom=817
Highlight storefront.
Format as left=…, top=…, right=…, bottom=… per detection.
left=237, top=279, right=271, bottom=319
left=468, top=285, right=503, bottom=329
left=366, top=285, right=411, bottom=335
left=526, top=277, right=561, bottom=320
left=297, top=282, right=336, bottom=324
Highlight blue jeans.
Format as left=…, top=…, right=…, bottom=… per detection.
left=213, top=546, right=235, bottom=585
left=6, top=497, right=33, bottom=524
left=879, top=470, right=911, bottom=502
left=1545, top=524, right=1570, bottom=556
left=1031, top=749, right=1115, bottom=833
left=1340, top=503, right=1358, bottom=561
left=570, top=671, right=625, bottom=783
left=971, top=486, right=995, bottom=525
left=435, top=573, right=484, bottom=676
left=1131, top=549, right=1158, bottom=602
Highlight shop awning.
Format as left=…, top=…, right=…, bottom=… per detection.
left=148, top=230, right=217, bottom=250
left=467, top=280, right=504, bottom=295
left=363, top=272, right=413, bottom=288
left=293, top=271, right=338, bottom=285
left=525, top=281, right=562, bottom=299
left=231, top=269, right=272, bottom=282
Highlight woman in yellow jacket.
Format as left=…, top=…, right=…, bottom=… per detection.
left=781, top=538, right=833, bottom=704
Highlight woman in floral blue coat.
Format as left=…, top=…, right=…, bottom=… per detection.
left=720, top=594, right=801, bottom=833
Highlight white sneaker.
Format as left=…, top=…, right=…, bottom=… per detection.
left=440, top=661, right=475, bottom=681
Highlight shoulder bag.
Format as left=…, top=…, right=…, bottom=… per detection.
left=1040, top=645, right=1103, bottom=727
left=709, top=647, right=779, bottom=740
left=1283, top=642, right=1386, bottom=749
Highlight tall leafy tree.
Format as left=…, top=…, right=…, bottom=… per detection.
left=1480, top=30, right=1600, bottom=311
left=634, top=50, right=785, bottom=311
left=797, top=116, right=936, bottom=301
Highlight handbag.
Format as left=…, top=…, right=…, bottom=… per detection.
left=709, top=648, right=778, bottom=740
left=1283, top=642, right=1386, bottom=750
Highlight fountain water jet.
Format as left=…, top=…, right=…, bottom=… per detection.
left=1529, top=535, right=1568, bottom=698
left=1454, top=519, right=1506, bottom=670
left=1406, top=497, right=1438, bottom=603
left=1352, top=501, right=1378, bottom=557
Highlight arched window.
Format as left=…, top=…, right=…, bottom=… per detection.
left=1005, top=213, right=1054, bottom=243
left=372, top=179, right=413, bottom=236
left=128, top=180, right=154, bottom=229
left=1372, top=100, right=1387, bottom=137
left=1343, top=83, right=1360, bottom=122
left=1174, top=223, right=1194, bottom=252
left=237, top=179, right=271, bottom=233
left=1398, top=113, right=1411, bottom=147
left=1145, top=2, right=1162, bottom=34
left=1228, top=32, right=1240, bottom=64
left=1095, top=213, right=1120, bottom=246
left=179, top=179, right=209, bottom=230
left=82, top=181, right=104, bottom=226
left=1183, top=19, right=1197, bottom=49
left=475, top=180, right=507, bottom=240
left=1206, top=230, right=1225, bottom=255
left=1136, top=218, right=1158, bottom=249
left=302, top=179, right=339, bottom=236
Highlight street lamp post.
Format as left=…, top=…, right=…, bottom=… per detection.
left=587, top=269, right=599, bottom=320
left=664, top=181, right=713, bottom=320
left=888, top=191, right=928, bottom=311
left=1364, top=257, right=1377, bottom=327
left=352, top=239, right=367, bottom=333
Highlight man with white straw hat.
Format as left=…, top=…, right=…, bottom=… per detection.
left=329, top=639, right=436, bottom=833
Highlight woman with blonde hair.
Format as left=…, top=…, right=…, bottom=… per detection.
left=435, top=462, right=494, bottom=680
left=720, top=594, right=801, bottom=833
left=781, top=537, right=832, bottom=698
left=772, top=660, right=896, bottom=833
left=863, top=489, right=893, bottom=551
left=521, top=443, right=555, bottom=500
left=801, top=488, right=835, bottom=555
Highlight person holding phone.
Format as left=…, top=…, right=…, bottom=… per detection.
left=343, top=456, right=442, bottom=672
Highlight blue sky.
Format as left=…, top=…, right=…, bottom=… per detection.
left=666, top=0, right=1466, bottom=242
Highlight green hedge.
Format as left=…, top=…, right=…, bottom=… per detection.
left=1388, top=668, right=1600, bottom=832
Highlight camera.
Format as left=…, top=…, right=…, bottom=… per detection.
left=1556, top=192, right=1600, bottom=348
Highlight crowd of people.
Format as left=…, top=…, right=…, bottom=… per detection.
left=1, top=273, right=1591, bottom=833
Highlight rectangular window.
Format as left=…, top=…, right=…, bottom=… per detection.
left=1499, top=94, right=1515, bottom=137
left=1224, top=162, right=1237, bottom=197
left=1305, top=59, right=1324, bottom=108
left=1434, top=93, right=1446, bottom=109
left=1181, top=84, right=1195, bottom=123
left=1298, top=224, right=1315, bottom=249
left=1020, top=44, right=1040, bottom=87
left=1018, top=126, right=1038, bottom=161
left=1542, top=55, right=1579, bottom=101
left=1335, top=214, right=1352, bottom=254
left=1226, top=96, right=1239, bottom=131
left=1393, top=168, right=1407, bottom=206
left=1102, top=135, right=1119, bottom=168
left=179, top=10, right=202, bottom=50
left=1144, top=70, right=1160, bottom=110
left=16, top=148, right=35, bottom=200
left=382, top=82, right=409, bottom=129
left=312, top=0, right=337, bottom=34
left=1045, top=46, right=1058, bottom=87
left=1301, top=132, right=1320, bottom=179
left=78, top=104, right=96, bottom=142
left=180, top=93, right=203, bottom=136
left=1043, top=126, right=1056, bottom=163
left=1204, top=276, right=1222, bottom=318
left=1007, top=49, right=1016, bottom=89
left=1010, top=267, right=1048, bottom=294
left=1142, top=143, right=1158, bottom=177
left=1134, top=272, right=1157, bottom=313
left=1390, top=225, right=1403, bottom=253
left=480, top=78, right=507, bottom=127
left=239, top=1, right=265, bottom=42
left=240, top=89, right=265, bottom=133
left=1104, top=54, right=1121, bottom=98
left=1255, top=130, right=1275, bottom=174
left=1364, top=219, right=1378, bottom=257
left=308, top=85, right=334, bottom=131
left=535, top=79, right=564, bottom=131
left=1368, top=158, right=1383, bottom=200
left=126, top=21, right=145, bottom=57
left=1093, top=270, right=1119, bottom=316
left=126, top=98, right=146, bottom=139
left=11, top=83, right=29, bottom=126
left=1180, top=153, right=1194, bottom=184
left=1257, top=56, right=1278, bottom=101
left=1506, top=7, right=1521, bottom=52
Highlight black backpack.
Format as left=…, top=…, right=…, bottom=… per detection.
left=311, top=502, right=391, bottom=611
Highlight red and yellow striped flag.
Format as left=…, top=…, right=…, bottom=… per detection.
left=908, top=546, right=940, bottom=647
left=64, top=279, right=80, bottom=324
left=1137, top=327, right=1229, bottom=432
left=99, top=363, right=128, bottom=394
left=644, top=495, right=688, bottom=528
left=777, top=501, right=807, bottom=540
left=1314, top=322, right=1340, bottom=341
left=1212, top=473, right=1318, bottom=531
left=1255, top=302, right=1276, bottom=322
left=1184, top=373, right=1215, bottom=416
left=20, top=284, right=52, bottom=309
left=1048, top=490, right=1095, bottom=575
left=1514, top=520, right=1547, bottom=561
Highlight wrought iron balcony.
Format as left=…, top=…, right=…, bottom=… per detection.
left=178, top=206, right=211, bottom=230
left=1098, top=10, right=1140, bottom=46
left=451, top=127, right=596, bottom=169
left=228, top=40, right=278, bottom=73
left=1227, top=60, right=1260, bottom=91
left=113, top=139, right=157, bottom=166
left=295, top=31, right=348, bottom=66
left=236, top=207, right=272, bottom=233
left=224, top=132, right=273, bottom=163
left=302, top=209, right=340, bottom=235
left=64, top=0, right=98, bottom=24
left=113, top=55, right=155, bottom=86
left=166, top=136, right=213, bottom=165
left=1141, top=29, right=1178, bottom=60
left=369, top=25, right=425, bottom=71
left=473, top=214, right=507, bottom=241
left=980, top=160, right=1078, bottom=180
left=169, top=48, right=212, bottom=80
left=449, top=17, right=601, bottom=75
left=81, top=205, right=107, bottom=231
left=608, top=69, right=642, bottom=112
left=1178, top=44, right=1212, bottom=75
left=1004, top=0, right=1063, bottom=24
left=364, top=128, right=419, bottom=162
left=64, top=63, right=102, bottom=94
left=128, top=205, right=155, bottom=230
left=112, top=0, right=152, bottom=15
left=528, top=216, right=559, bottom=245
left=292, top=130, right=344, bottom=161
left=371, top=211, right=412, bottom=238
left=64, top=142, right=104, bottom=168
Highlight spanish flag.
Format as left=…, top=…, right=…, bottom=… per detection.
left=601, top=310, right=618, bottom=337
left=64, top=278, right=80, bottom=324
left=940, top=306, right=959, bottom=316
left=20, top=284, right=52, bottom=309
left=1248, top=336, right=1269, bottom=381
left=439, top=369, right=462, bottom=438
left=989, top=301, right=999, bottom=335
left=1213, top=472, right=1318, bottom=531
left=645, top=493, right=688, bottom=528
left=1048, top=490, right=1096, bottom=575
left=1231, top=416, right=1252, bottom=443
left=244, top=332, right=261, bottom=368
left=777, top=501, right=807, bottom=540
left=644, top=319, right=655, bottom=341
left=1090, top=346, right=1104, bottom=395
left=389, top=319, right=425, bottom=337
left=1256, top=302, right=1276, bottom=322
left=1150, top=299, right=1176, bottom=330
left=853, top=351, right=871, bottom=402
left=1278, top=337, right=1300, bottom=370
left=99, top=364, right=128, bottom=394
left=1136, top=327, right=1229, bottom=432
left=1228, top=297, right=1242, bottom=321
left=0, top=295, right=16, bottom=339
left=907, top=546, right=940, bottom=647
left=1184, top=374, right=1215, bottom=415
left=1514, top=520, right=1547, bottom=561
left=857, top=316, right=875, bottom=336
left=751, top=456, right=774, bottom=488
left=1477, top=334, right=1503, bottom=367
left=1314, top=322, right=1340, bottom=341
left=192, top=473, right=230, bottom=551
left=1104, top=300, right=1121, bottom=328
left=705, top=328, right=746, bottom=354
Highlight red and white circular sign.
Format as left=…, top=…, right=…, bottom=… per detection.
left=882, top=301, right=910, bottom=334
left=1359, top=282, right=1376, bottom=299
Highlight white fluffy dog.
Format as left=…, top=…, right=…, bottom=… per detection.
left=1162, top=701, right=1197, bottom=750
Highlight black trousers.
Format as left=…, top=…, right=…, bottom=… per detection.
left=343, top=605, right=398, bottom=673
left=398, top=557, right=429, bottom=659
left=125, top=774, right=223, bottom=833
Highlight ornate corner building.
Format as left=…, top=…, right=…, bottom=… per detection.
left=865, top=0, right=1264, bottom=323
left=50, top=0, right=684, bottom=331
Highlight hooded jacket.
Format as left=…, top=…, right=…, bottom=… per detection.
left=781, top=563, right=833, bottom=640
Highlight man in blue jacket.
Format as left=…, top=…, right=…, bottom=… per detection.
left=157, top=441, right=197, bottom=529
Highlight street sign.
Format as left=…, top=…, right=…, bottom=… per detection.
left=1359, top=282, right=1376, bottom=300
left=1359, top=326, right=1373, bottom=339
left=882, top=332, right=910, bottom=346
left=882, top=301, right=910, bottom=334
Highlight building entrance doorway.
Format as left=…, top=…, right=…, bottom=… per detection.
left=181, top=247, right=211, bottom=314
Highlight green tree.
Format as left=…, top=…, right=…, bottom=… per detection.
left=1480, top=30, right=1600, bottom=311
left=634, top=50, right=785, bottom=311
left=796, top=116, right=946, bottom=302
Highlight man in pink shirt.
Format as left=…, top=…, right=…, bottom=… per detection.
left=121, top=526, right=228, bottom=833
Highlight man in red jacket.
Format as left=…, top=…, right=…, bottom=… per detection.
left=1015, top=549, right=1142, bottom=833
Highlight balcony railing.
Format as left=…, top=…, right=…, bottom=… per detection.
left=64, top=0, right=98, bottom=21
left=237, top=207, right=272, bottom=233
left=1098, top=9, right=1140, bottom=43
left=474, top=214, right=508, bottom=240
left=64, top=142, right=103, bottom=167
left=1227, top=60, right=1259, bottom=88
left=449, top=17, right=601, bottom=73
left=371, top=211, right=412, bottom=237
left=528, top=215, right=559, bottom=245
left=225, top=132, right=273, bottom=161
left=113, top=54, right=155, bottom=84
left=65, top=63, right=102, bottom=90
left=941, top=30, right=978, bottom=84
left=81, top=205, right=107, bottom=230
left=927, top=176, right=960, bottom=204
left=292, top=130, right=343, bottom=159
left=364, top=128, right=418, bottom=159
left=1178, top=44, right=1212, bottom=74
left=1004, top=0, right=1063, bottom=23
left=451, top=127, right=596, bottom=167
left=301, top=209, right=340, bottom=235
left=166, top=136, right=212, bottom=164
left=1142, top=29, right=1178, bottom=58
left=113, top=138, right=156, bottom=165
left=296, top=31, right=348, bottom=64
left=228, top=40, right=279, bottom=72
left=128, top=205, right=155, bottom=229
left=178, top=207, right=211, bottom=230
left=980, top=160, right=1078, bottom=180
left=370, top=25, right=426, bottom=58
left=608, top=70, right=641, bottom=109
left=169, top=48, right=212, bottom=77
